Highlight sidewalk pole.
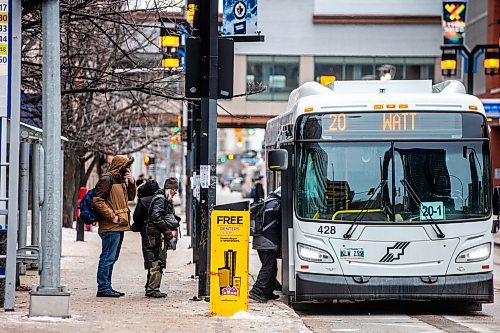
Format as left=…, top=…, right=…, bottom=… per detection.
left=18, top=140, right=30, bottom=253
left=40, top=0, right=63, bottom=291
left=4, top=0, right=22, bottom=311
left=31, top=142, right=41, bottom=247
left=29, top=0, right=70, bottom=318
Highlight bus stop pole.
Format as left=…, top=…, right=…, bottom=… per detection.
left=196, top=0, right=218, bottom=298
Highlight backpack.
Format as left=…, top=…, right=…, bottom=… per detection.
left=79, top=174, right=113, bottom=225
left=250, top=197, right=278, bottom=236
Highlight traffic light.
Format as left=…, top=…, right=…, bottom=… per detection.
left=160, top=27, right=181, bottom=69
left=170, top=135, right=178, bottom=149
left=144, top=155, right=156, bottom=166
left=219, top=156, right=226, bottom=163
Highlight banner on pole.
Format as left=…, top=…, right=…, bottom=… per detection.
left=442, top=1, right=467, bottom=45
left=209, top=210, right=250, bottom=317
left=222, top=0, right=258, bottom=36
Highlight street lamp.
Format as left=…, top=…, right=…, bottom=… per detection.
left=484, top=50, right=500, bottom=76
left=440, top=44, right=500, bottom=95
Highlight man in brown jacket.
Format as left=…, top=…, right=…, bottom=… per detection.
left=94, top=155, right=136, bottom=297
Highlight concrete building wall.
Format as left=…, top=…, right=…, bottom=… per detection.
left=234, top=0, right=442, bottom=57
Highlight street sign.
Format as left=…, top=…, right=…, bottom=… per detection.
left=209, top=210, right=250, bottom=317
left=442, top=1, right=467, bottom=45
left=222, top=0, right=258, bottom=36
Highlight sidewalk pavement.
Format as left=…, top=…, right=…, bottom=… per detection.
left=0, top=212, right=311, bottom=333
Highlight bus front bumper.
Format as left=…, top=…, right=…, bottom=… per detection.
left=295, top=272, right=494, bottom=303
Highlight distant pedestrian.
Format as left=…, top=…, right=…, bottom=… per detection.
left=253, top=175, right=265, bottom=203
left=132, top=179, right=161, bottom=293
left=136, top=174, right=146, bottom=187
left=249, top=187, right=281, bottom=303
left=93, top=155, right=136, bottom=298
left=143, top=177, right=180, bottom=298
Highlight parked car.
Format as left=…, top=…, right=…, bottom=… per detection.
left=229, top=177, right=244, bottom=192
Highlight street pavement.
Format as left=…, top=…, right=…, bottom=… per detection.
left=217, top=188, right=500, bottom=333
left=1, top=188, right=500, bottom=332
left=0, top=193, right=309, bottom=333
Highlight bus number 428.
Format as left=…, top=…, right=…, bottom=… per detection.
left=317, top=225, right=336, bottom=235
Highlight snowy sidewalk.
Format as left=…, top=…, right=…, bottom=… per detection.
left=0, top=219, right=310, bottom=333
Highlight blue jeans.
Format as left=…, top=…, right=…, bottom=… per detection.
left=97, top=231, right=124, bottom=292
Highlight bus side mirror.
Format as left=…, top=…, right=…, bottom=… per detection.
left=267, top=149, right=288, bottom=171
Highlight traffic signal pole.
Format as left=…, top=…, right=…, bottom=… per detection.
left=196, top=0, right=218, bottom=298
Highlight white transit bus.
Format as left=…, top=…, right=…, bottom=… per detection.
left=265, top=80, right=498, bottom=309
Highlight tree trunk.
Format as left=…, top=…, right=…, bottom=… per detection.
left=62, top=151, right=82, bottom=228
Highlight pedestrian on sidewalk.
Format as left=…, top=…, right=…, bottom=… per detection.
left=249, top=187, right=281, bottom=303
left=252, top=176, right=265, bottom=203
left=132, top=179, right=161, bottom=292
left=144, top=177, right=180, bottom=298
left=93, top=155, right=136, bottom=298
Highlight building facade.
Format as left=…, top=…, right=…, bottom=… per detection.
left=219, top=0, right=443, bottom=123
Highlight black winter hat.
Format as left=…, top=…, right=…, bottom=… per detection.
left=138, top=179, right=160, bottom=198
left=164, top=177, right=179, bottom=190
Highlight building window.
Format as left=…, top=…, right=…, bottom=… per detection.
left=247, top=55, right=300, bottom=101
left=315, top=57, right=435, bottom=83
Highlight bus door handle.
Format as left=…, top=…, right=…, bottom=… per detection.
left=352, top=276, right=371, bottom=284
left=420, top=276, right=438, bottom=284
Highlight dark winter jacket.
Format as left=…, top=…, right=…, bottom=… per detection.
left=132, top=180, right=160, bottom=269
left=253, top=192, right=281, bottom=250
left=146, top=189, right=179, bottom=237
left=132, top=179, right=161, bottom=232
left=254, top=182, right=265, bottom=203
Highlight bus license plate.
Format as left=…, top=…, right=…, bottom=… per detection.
left=340, top=248, right=364, bottom=260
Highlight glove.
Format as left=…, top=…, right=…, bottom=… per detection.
left=165, top=229, right=174, bottom=240
left=175, top=215, right=181, bottom=223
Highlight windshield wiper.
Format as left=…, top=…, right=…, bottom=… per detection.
left=343, top=180, right=387, bottom=239
left=400, top=179, right=445, bottom=239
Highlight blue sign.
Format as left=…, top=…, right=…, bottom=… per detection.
left=222, top=0, right=258, bottom=36
left=483, top=100, right=500, bottom=118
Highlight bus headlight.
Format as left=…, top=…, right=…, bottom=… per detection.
left=456, top=243, right=491, bottom=263
left=297, top=243, right=334, bottom=263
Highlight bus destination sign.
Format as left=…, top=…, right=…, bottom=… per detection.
left=320, top=112, right=463, bottom=140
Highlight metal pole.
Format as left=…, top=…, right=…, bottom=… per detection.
left=467, top=52, right=474, bottom=95
left=4, top=0, right=22, bottom=311
left=40, top=0, right=63, bottom=290
left=185, top=103, right=193, bottom=237
left=18, top=140, right=30, bottom=251
left=197, top=0, right=218, bottom=298
left=31, top=142, right=41, bottom=246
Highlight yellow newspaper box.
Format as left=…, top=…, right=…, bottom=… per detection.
left=210, top=210, right=250, bottom=316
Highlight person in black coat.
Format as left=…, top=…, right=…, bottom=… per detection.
left=249, top=187, right=281, bottom=303
left=143, top=177, right=180, bottom=298
left=133, top=179, right=160, bottom=294
left=253, top=176, right=265, bottom=203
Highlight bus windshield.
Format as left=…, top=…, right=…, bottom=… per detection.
left=295, top=141, right=491, bottom=223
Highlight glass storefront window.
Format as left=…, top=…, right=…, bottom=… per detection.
left=314, top=57, right=436, bottom=83
left=247, top=55, right=299, bottom=101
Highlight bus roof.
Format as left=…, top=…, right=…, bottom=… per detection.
left=266, top=80, right=485, bottom=147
